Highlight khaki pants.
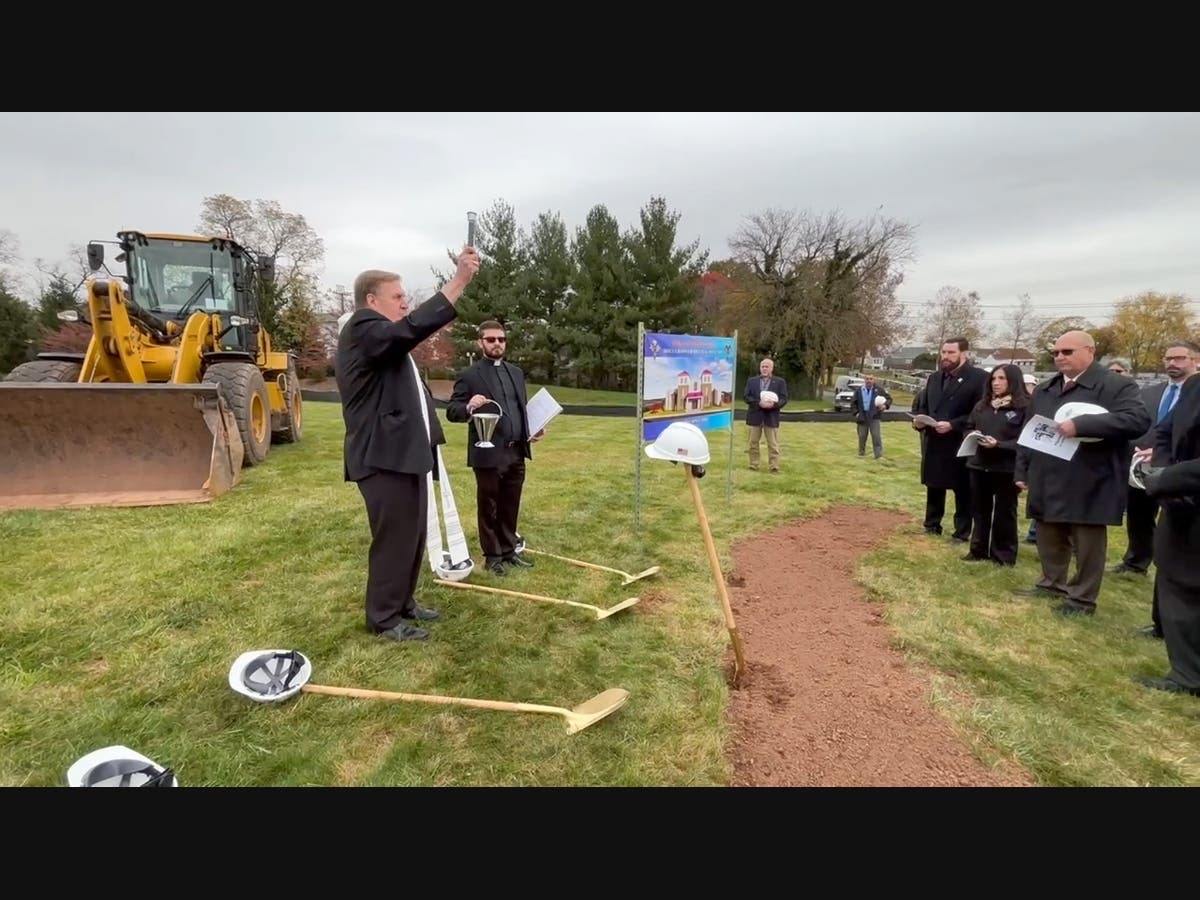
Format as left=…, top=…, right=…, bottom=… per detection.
left=748, top=425, right=780, bottom=471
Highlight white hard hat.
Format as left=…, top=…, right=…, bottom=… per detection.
left=1024, top=374, right=1039, bottom=386
left=66, top=745, right=178, bottom=787
left=337, top=310, right=353, bottom=334
left=436, top=552, right=474, bottom=583
left=760, top=390, right=779, bottom=404
left=1055, top=401, right=1107, bottom=443
left=873, top=395, right=887, bottom=408
left=645, top=421, right=711, bottom=465
left=228, top=649, right=313, bottom=703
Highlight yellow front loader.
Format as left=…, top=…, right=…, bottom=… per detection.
left=0, top=230, right=303, bottom=510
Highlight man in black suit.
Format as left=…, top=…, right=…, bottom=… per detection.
left=1140, top=371, right=1200, bottom=696
left=743, top=358, right=788, bottom=472
left=913, top=337, right=988, bottom=539
left=446, top=320, right=543, bottom=577
left=335, top=249, right=480, bottom=642
left=1113, top=341, right=1198, bottom=581
left=1014, top=330, right=1151, bottom=617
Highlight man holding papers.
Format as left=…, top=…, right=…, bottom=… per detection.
left=446, top=320, right=544, bottom=576
left=1013, top=330, right=1150, bottom=616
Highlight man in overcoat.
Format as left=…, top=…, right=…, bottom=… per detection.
left=1140, top=371, right=1200, bottom=696
left=913, top=338, right=988, bottom=539
left=1014, top=330, right=1151, bottom=616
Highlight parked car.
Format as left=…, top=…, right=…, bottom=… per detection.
left=833, top=377, right=865, bottom=412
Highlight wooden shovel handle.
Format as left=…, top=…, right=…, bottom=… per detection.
left=523, top=548, right=627, bottom=578
left=301, top=683, right=562, bottom=716
left=687, top=466, right=746, bottom=681
left=433, top=578, right=600, bottom=613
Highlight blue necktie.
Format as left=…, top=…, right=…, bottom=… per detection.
left=1157, top=383, right=1179, bottom=423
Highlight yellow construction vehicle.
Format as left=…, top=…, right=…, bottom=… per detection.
left=0, top=229, right=304, bottom=510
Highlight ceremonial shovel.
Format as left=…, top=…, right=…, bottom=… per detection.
left=229, top=649, right=629, bottom=735
left=521, top=547, right=661, bottom=586
left=433, top=579, right=639, bottom=620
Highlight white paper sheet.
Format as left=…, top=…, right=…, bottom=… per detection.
left=526, top=387, right=562, bottom=437
left=1017, top=414, right=1080, bottom=461
left=956, top=431, right=986, bottom=457
left=908, top=413, right=939, bottom=428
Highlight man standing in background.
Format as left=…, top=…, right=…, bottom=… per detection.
left=744, top=358, right=788, bottom=473
left=850, top=373, right=892, bottom=458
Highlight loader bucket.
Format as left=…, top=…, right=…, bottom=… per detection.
left=0, top=383, right=244, bottom=510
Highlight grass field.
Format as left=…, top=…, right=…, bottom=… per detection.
left=2, top=401, right=1197, bottom=786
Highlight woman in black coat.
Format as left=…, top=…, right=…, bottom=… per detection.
left=963, top=364, right=1029, bottom=565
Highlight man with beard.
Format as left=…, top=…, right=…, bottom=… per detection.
left=1139, top=371, right=1200, bottom=696
left=913, top=337, right=988, bottom=540
left=1014, top=330, right=1150, bottom=617
left=1112, top=341, right=1199, bottom=595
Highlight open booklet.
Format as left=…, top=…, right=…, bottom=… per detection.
left=526, top=387, right=563, bottom=437
left=1017, top=414, right=1080, bottom=461
left=956, top=430, right=989, bottom=457
left=908, top=413, right=939, bottom=428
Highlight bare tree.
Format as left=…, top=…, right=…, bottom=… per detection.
left=728, top=207, right=917, bottom=395
left=997, top=292, right=1044, bottom=359
left=197, top=194, right=325, bottom=297
left=0, top=229, right=17, bottom=266
left=922, top=286, right=985, bottom=347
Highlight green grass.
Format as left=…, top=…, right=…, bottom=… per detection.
left=526, top=384, right=636, bottom=406
left=1, top=408, right=1196, bottom=786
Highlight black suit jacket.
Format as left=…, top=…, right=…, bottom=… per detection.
left=850, top=384, right=892, bottom=422
left=744, top=375, right=788, bottom=427
left=445, top=358, right=533, bottom=469
left=915, top=363, right=989, bottom=489
left=335, top=296, right=457, bottom=482
left=1146, top=374, right=1200, bottom=587
left=1133, top=381, right=1169, bottom=454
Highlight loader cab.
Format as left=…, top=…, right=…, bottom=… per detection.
left=116, top=231, right=262, bottom=354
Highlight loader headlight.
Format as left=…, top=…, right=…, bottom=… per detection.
left=229, top=315, right=249, bottom=327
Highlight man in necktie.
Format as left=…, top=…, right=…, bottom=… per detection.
left=1115, top=341, right=1200, bottom=634
left=1013, top=330, right=1151, bottom=617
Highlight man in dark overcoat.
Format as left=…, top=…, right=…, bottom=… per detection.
left=1013, top=330, right=1151, bottom=616
left=913, top=337, right=988, bottom=539
left=1140, top=371, right=1200, bottom=696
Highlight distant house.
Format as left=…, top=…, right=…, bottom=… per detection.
left=976, top=347, right=1036, bottom=372
left=860, top=349, right=886, bottom=370
left=883, top=346, right=932, bottom=370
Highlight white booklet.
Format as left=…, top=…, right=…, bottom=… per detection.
left=956, top=430, right=986, bottom=457
left=1017, top=414, right=1080, bottom=461
left=526, top=387, right=563, bottom=436
left=908, top=413, right=939, bottom=428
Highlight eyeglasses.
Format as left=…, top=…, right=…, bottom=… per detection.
left=482, top=336, right=506, bottom=344
left=1052, top=349, right=1077, bottom=357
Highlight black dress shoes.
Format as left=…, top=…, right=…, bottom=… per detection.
left=1134, top=675, right=1200, bottom=696
left=379, top=623, right=429, bottom=642
left=505, top=553, right=534, bottom=568
left=403, top=605, right=440, bottom=621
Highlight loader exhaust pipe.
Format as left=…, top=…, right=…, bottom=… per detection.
left=0, top=383, right=243, bottom=510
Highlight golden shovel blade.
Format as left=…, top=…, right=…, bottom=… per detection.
left=564, top=688, right=631, bottom=734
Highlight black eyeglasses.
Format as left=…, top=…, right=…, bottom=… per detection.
left=1052, top=349, right=1076, bottom=357
left=482, top=336, right=506, bottom=344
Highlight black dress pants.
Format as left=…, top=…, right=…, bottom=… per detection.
left=969, top=468, right=1018, bottom=565
left=357, top=470, right=425, bottom=632
left=474, top=456, right=526, bottom=563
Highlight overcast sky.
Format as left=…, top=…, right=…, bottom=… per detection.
left=3, top=111, right=1197, bottom=335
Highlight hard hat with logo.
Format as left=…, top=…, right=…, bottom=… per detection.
left=645, top=421, right=711, bottom=465
left=759, top=389, right=779, bottom=404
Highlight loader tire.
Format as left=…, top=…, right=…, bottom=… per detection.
left=272, top=357, right=303, bottom=444
left=4, top=360, right=83, bottom=382
left=203, top=362, right=271, bottom=467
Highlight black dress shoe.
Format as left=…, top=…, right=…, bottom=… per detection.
left=486, top=560, right=507, bottom=576
left=1134, top=675, right=1200, bottom=696
left=403, top=605, right=440, bottom=621
left=1137, top=624, right=1164, bottom=639
left=1053, top=601, right=1094, bottom=617
left=1012, top=585, right=1062, bottom=598
left=1110, top=563, right=1146, bottom=575
left=962, top=552, right=987, bottom=562
left=505, top=553, right=534, bottom=568
left=379, top=623, right=429, bottom=642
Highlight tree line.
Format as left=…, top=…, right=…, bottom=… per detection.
left=4, top=200, right=1197, bottom=392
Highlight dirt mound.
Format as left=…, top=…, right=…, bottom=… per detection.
left=725, top=504, right=1033, bottom=787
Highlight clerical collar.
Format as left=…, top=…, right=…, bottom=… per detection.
left=492, top=359, right=502, bottom=367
